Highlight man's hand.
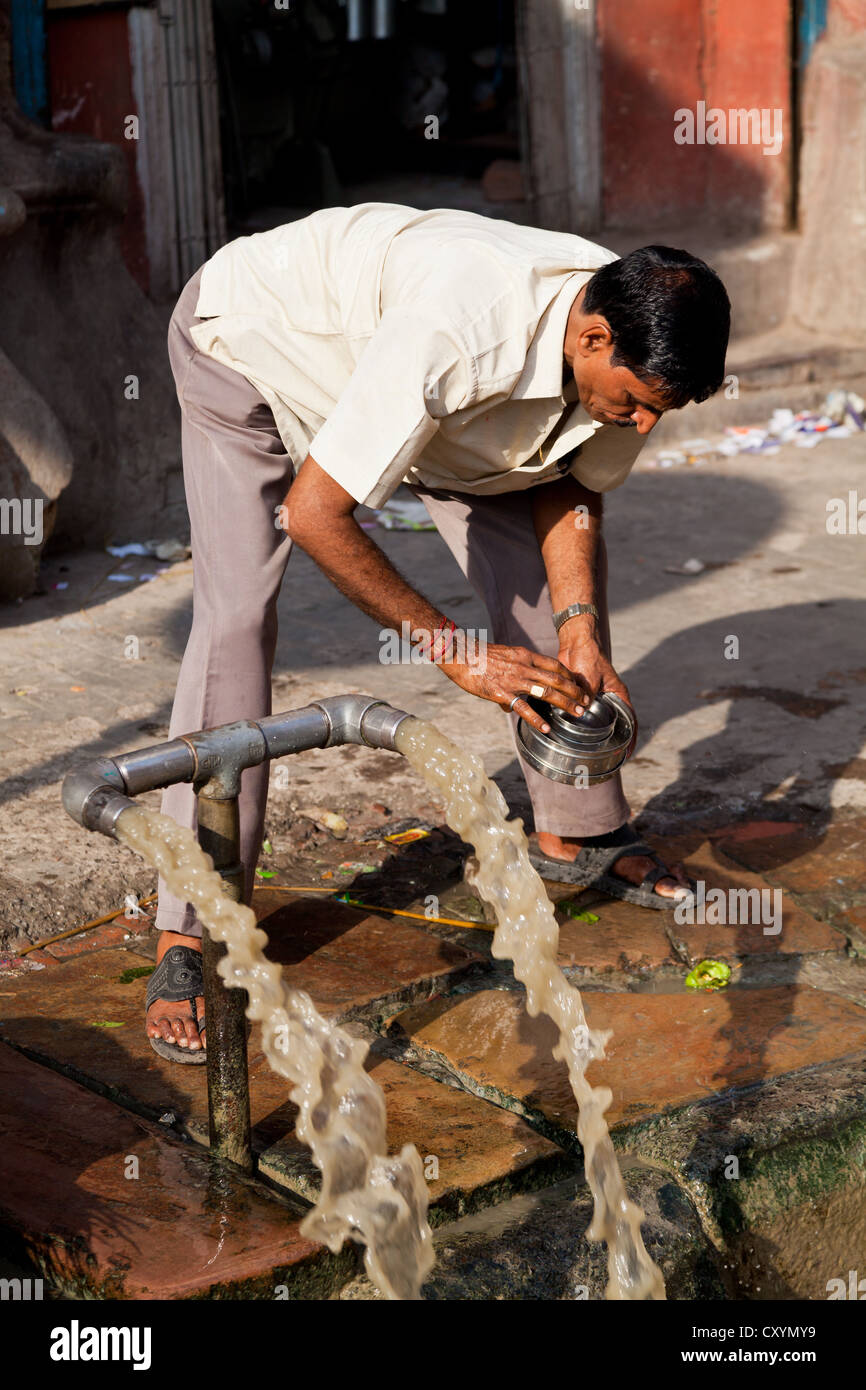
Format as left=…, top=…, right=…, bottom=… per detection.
left=441, top=643, right=589, bottom=734
left=558, top=629, right=638, bottom=756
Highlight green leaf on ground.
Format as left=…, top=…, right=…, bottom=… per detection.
left=685, top=959, right=732, bottom=991
left=117, top=965, right=154, bottom=984
left=256, top=868, right=276, bottom=879
left=560, top=902, right=600, bottom=923
left=89, top=1020, right=126, bottom=1028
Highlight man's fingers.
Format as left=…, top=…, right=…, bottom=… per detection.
left=505, top=694, right=551, bottom=733
left=509, top=665, right=591, bottom=711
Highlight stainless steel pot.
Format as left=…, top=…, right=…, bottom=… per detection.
left=516, top=692, right=635, bottom=785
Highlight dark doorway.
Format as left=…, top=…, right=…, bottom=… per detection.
left=213, top=0, right=527, bottom=233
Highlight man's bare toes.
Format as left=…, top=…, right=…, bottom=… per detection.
left=655, top=866, right=692, bottom=899
left=652, top=876, right=679, bottom=898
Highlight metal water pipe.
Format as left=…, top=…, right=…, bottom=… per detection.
left=62, top=695, right=413, bottom=1173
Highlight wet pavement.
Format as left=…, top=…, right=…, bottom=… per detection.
left=1, top=433, right=865, bottom=1297
left=1, top=808, right=866, bottom=1299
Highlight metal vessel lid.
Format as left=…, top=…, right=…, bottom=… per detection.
left=545, top=696, right=616, bottom=747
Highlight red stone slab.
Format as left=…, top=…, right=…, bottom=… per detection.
left=45, top=923, right=132, bottom=959
left=716, top=820, right=866, bottom=903
left=0, top=1044, right=334, bottom=1299
left=0, top=949, right=217, bottom=1124
left=253, top=892, right=481, bottom=1014
left=555, top=897, right=678, bottom=972
left=665, top=841, right=846, bottom=963
left=258, top=1050, right=564, bottom=1214
left=390, top=986, right=866, bottom=1132
left=707, top=821, right=804, bottom=845
left=0, top=954, right=562, bottom=1230
left=0, top=912, right=477, bottom=1134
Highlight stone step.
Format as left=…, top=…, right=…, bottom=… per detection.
left=716, top=820, right=866, bottom=923
left=340, top=1167, right=727, bottom=1301
left=389, top=985, right=866, bottom=1141
left=0, top=1043, right=349, bottom=1299
left=257, top=1041, right=568, bottom=1221
left=0, top=935, right=565, bottom=1223
left=661, top=837, right=847, bottom=963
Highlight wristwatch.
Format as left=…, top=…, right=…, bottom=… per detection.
left=552, top=602, right=600, bottom=633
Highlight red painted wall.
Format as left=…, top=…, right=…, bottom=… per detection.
left=598, top=0, right=792, bottom=232
left=46, top=9, right=149, bottom=290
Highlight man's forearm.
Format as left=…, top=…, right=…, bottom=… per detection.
left=283, top=456, right=445, bottom=639
left=292, top=508, right=444, bottom=637
left=531, top=475, right=603, bottom=642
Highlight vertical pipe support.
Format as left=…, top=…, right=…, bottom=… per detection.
left=188, top=720, right=267, bottom=1174
left=195, top=783, right=252, bottom=1172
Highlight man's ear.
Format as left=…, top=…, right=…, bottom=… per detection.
left=577, top=318, right=613, bottom=357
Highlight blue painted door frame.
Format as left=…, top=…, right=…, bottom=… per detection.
left=10, top=0, right=48, bottom=125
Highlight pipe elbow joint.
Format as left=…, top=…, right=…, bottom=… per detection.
left=312, top=694, right=412, bottom=751
left=62, top=760, right=137, bottom=838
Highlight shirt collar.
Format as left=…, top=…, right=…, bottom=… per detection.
left=509, top=272, right=588, bottom=402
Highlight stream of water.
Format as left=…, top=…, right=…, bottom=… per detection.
left=118, top=715, right=665, bottom=1300
left=118, top=806, right=434, bottom=1301
left=394, top=719, right=666, bottom=1300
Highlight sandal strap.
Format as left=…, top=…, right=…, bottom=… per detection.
left=611, top=845, right=674, bottom=891
left=638, top=861, right=671, bottom=891
left=145, top=945, right=204, bottom=1011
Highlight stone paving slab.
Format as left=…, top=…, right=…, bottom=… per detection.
left=664, top=839, right=846, bottom=963
left=554, top=897, right=679, bottom=973
left=389, top=985, right=866, bottom=1139
left=0, top=888, right=481, bottom=1119
left=420, top=882, right=679, bottom=974
left=0, top=947, right=234, bottom=1128
left=0, top=944, right=564, bottom=1225
left=43, top=922, right=137, bottom=960
left=0, top=1043, right=352, bottom=1299
left=252, top=891, right=482, bottom=1017
left=624, top=1054, right=866, bottom=1298
left=257, top=1048, right=568, bottom=1222
left=717, top=820, right=866, bottom=915
left=340, top=1167, right=727, bottom=1301
left=0, top=935, right=475, bottom=1127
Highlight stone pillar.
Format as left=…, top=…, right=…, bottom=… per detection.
left=792, top=0, right=866, bottom=343
left=0, top=0, right=182, bottom=597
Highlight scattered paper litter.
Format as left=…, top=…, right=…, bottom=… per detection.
left=644, top=389, right=866, bottom=470
left=106, top=537, right=190, bottom=562
left=106, top=542, right=151, bottom=558
left=664, top=557, right=706, bottom=575
left=295, top=806, right=349, bottom=839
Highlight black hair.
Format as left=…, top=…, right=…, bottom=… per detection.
left=582, top=246, right=731, bottom=409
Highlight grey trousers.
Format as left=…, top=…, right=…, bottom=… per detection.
left=157, top=269, right=630, bottom=938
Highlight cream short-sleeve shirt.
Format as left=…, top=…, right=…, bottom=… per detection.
left=190, top=203, right=646, bottom=508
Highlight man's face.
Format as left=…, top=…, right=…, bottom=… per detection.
left=565, top=293, right=672, bottom=435
left=572, top=351, right=670, bottom=435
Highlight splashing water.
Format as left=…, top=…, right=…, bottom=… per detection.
left=394, top=718, right=666, bottom=1300
left=117, top=806, right=434, bottom=1300
left=117, top=712, right=664, bottom=1300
